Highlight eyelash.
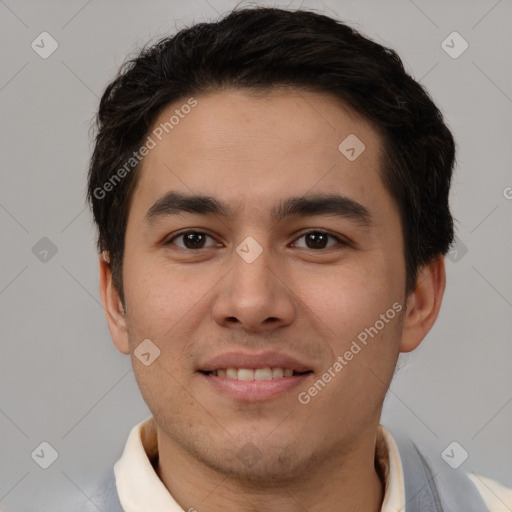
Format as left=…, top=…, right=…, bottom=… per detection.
left=165, top=229, right=349, bottom=250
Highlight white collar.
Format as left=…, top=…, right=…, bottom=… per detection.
left=114, top=416, right=405, bottom=511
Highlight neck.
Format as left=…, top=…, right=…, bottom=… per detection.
left=155, top=424, right=384, bottom=512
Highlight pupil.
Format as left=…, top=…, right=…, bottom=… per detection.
left=182, top=233, right=328, bottom=249
left=306, top=232, right=327, bottom=249
left=184, top=232, right=205, bottom=249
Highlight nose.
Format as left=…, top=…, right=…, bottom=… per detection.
left=211, top=241, right=296, bottom=333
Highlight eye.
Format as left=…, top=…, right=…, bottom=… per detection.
left=291, top=230, right=346, bottom=250
left=165, top=229, right=347, bottom=251
left=166, top=231, right=220, bottom=250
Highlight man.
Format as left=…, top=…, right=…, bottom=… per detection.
left=86, top=6, right=511, bottom=511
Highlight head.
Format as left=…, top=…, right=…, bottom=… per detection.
left=89, top=7, right=454, bottom=482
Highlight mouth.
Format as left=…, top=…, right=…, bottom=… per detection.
left=197, top=351, right=316, bottom=400
left=197, top=352, right=315, bottom=401
left=200, top=368, right=313, bottom=380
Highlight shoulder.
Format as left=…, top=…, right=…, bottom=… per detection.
left=383, top=426, right=510, bottom=512
left=469, top=473, right=512, bottom=511
left=43, top=467, right=123, bottom=512
left=87, top=466, right=124, bottom=511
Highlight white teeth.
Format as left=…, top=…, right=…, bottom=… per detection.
left=226, top=368, right=238, bottom=379
left=254, top=367, right=272, bottom=381
left=238, top=368, right=254, bottom=381
left=272, top=367, right=284, bottom=378
left=212, top=367, right=301, bottom=380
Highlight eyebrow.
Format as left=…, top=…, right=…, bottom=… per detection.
left=144, top=191, right=373, bottom=226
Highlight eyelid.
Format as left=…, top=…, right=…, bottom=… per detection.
left=164, top=228, right=350, bottom=249
left=290, top=228, right=350, bottom=248
left=165, top=229, right=220, bottom=248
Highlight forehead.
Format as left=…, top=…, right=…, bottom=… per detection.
left=129, top=87, right=390, bottom=223
left=151, top=87, right=378, bottom=159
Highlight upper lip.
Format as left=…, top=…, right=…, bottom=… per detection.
left=198, top=351, right=313, bottom=373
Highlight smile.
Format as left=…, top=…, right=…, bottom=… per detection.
left=202, top=367, right=312, bottom=380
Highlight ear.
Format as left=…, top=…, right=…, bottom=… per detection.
left=399, top=254, right=446, bottom=353
left=98, top=251, right=130, bottom=354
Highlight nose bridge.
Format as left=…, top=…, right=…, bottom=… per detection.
left=211, top=234, right=296, bottom=331
left=231, top=235, right=277, bottom=305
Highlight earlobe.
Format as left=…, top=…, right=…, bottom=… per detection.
left=399, top=255, right=446, bottom=353
left=98, top=252, right=131, bottom=354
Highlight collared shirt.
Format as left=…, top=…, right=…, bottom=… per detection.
left=114, top=416, right=512, bottom=511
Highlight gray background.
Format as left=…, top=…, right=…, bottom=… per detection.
left=1, top=0, right=511, bottom=510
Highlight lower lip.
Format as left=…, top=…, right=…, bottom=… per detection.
left=199, top=372, right=312, bottom=401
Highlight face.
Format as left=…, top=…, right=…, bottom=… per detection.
left=106, top=88, right=417, bottom=482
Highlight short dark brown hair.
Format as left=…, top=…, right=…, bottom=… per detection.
left=87, top=6, right=455, bottom=303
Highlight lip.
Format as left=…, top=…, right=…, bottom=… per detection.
left=199, top=371, right=313, bottom=401
left=198, top=350, right=313, bottom=373
left=197, top=351, right=314, bottom=402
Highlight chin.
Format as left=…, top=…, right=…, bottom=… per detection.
left=209, top=453, right=308, bottom=486
left=192, top=436, right=318, bottom=486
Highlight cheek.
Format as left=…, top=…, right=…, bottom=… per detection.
left=296, top=255, right=404, bottom=391
left=130, top=359, right=204, bottom=438
left=122, top=258, right=206, bottom=420
left=301, top=258, right=400, bottom=333
left=123, top=257, right=206, bottom=340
